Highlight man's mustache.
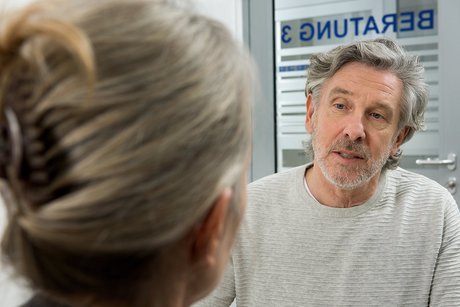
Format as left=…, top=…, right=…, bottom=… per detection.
left=329, top=139, right=370, bottom=159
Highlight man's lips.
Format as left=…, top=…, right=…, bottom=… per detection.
left=332, top=150, right=365, bottom=159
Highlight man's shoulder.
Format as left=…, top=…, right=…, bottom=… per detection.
left=390, top=167, right=444, bottom=188
left=387, top=167, right=453, bottom=200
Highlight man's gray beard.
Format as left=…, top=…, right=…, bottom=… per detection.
left=308, top=132, right=392, bottom=190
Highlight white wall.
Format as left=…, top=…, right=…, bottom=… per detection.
left=194, top=0, right=244, bottom=42
left=0, top=1, right=244, bottom=306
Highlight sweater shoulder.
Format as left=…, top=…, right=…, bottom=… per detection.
left=389, top=167, right=450, bottom=195
left=385, top=167, right=456, bottom=210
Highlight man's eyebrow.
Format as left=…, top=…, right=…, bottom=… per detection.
left=329, top=87, right=353, bottom=97
left=373, top=102, right=394, bottom=117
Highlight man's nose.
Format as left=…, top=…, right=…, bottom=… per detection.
left=343, top=115, right=366, bottom=141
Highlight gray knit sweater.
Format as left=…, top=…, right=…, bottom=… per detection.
left=194, top=164, right=460, bottom=307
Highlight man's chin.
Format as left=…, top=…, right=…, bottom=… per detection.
left=323, top=170, right=369, bottom=190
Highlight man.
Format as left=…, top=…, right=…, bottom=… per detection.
left=194, top=38, right=460, bottom=306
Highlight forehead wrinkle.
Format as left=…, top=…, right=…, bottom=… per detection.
left=351, top=70, right=401, bottom=96
left=366, top=79, right=399, bottom=97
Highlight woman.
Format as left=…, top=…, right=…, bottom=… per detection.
left=0, top=0, right=254, bottom=306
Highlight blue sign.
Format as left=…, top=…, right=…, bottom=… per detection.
left=280, top=9, right=435, bottom=47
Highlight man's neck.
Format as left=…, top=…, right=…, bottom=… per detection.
left=305, top=164, right=381, bottom=208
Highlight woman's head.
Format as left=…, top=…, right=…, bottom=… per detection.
left=0, top=0, right=254, bottom=304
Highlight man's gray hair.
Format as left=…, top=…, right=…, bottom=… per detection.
left=305, top=37, right=429, bottom=169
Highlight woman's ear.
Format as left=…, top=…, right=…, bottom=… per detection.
left=189, top=188, right=232, bottom=267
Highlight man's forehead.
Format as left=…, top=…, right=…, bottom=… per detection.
left=322, top=63, right=403, bottom=100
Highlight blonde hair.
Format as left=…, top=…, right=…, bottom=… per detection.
left=0, top=0, right=253, bottom=302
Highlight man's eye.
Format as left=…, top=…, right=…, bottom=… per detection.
left=370, top=112, right=384, bottom=120
left=334, top=103, right=346, bottom=110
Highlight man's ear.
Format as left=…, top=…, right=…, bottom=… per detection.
left=391, top=127, right=410, bottom=156
left=306, top=93, right=315, bottom=133
left=189, top=188, right=232, bottom=267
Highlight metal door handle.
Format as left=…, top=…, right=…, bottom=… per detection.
left=415, top=153, right=456, bottom=171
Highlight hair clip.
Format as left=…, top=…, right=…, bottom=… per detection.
left=5, top=107, right=23, bottom=170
